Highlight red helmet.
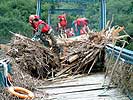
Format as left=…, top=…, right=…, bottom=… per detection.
left=29, top=15, right=40, bottom=24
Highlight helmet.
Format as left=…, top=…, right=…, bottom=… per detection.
left=29, top=15, right=40, bottom=24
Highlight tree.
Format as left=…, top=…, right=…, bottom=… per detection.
left=0, top=0, right=36, bottom=43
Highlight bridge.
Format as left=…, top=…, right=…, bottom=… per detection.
left=29, top=43, right=132, bottom=100
left=34, top=0, right=133, bottom=99
left=36, top=0, right=106, bottom=29
left=0, top=33, right=132, bottom=99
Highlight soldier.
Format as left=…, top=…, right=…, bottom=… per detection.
left=29, top=15, right=60, bottom=54
left=58, top=12, right=67, bottom=31
left=72, top=17, right=89, bottom=36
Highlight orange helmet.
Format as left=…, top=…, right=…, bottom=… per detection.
left=29, top=15, right=40, bottom=24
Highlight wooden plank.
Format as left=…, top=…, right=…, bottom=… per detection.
left=37, top=83, right=101, bottom=89
left=44, top=86, right=115, bottom=95
left=46, top=88, right=129, bottom=100
left=39, top=73, right=104, bottom=88
left=55, top=66, right=71, bottom=77
left=34, top=73, right=129, bottom=100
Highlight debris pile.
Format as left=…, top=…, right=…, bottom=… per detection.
left=7, top=22, right=127, bottom=79
left=0, top=22, right=130, bottom=99
left=7, top=34, right=60, bottom=79
left=57, top=33, right=106, bottom=77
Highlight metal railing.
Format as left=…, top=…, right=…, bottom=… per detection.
left=106, top=44, right=133, bottom=100
left=106, top=44, right=133, bottom=65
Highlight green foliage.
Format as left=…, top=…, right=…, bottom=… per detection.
left=86, top=2, right=100, bottom=30
left=125, top=42, right=133, bottom=50
left=106, top=0, right=133, bottom=50
left=0, top=0, right=36, bottom=43
left=0, top=16, right=33, bottom=43
left=107, top=0, right=133, bottom=35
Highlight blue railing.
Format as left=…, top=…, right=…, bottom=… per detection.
left=106, top=44, right=133, bottom=65
left=106, top=44, right=133, bottom=100
left=37, top=0, right=106, bottom=30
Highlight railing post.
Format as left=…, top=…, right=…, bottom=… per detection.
left=48, top=9, right=51, bottom=25
left=100, top=0, right=106, bottom=30
left=36, top=0, right=41, bottom=17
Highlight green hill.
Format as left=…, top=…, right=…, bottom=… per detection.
left=0, top=0, right=132, bottom=50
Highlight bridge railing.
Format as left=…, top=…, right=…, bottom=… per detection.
left=106, top=44, right=133, bottom=65
left=105, top=44, right=133, bottom=100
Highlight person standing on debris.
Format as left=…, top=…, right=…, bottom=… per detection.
left=80, top=17, right=89, bottom=35
left=29, top=15, right=60, bottom=54
left=72, top=17, right=89, bottom=36
left=57, top=12, right=67, bottom=31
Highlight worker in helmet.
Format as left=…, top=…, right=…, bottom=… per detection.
left=72, top=17, right=89, bottom=36
left=29, top=15, right=50, bottom=45
left=57, top=13, right=67, bottom=37
left=58, top=13, right=67, bottom=30
left=29, top=15, right=60, bottom=54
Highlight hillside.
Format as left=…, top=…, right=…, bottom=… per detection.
left=0, top=0, right=133, bottom=49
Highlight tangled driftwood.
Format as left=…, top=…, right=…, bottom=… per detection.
left=7, top=34, right=60, bottom=79
left=7, top=22, right=128, bottom=79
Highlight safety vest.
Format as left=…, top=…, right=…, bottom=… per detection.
left=75, top=18, right=88, bottom=26
left=32, top=20, right=50, bottom=33
left=58, top=15, right=67, bottom=27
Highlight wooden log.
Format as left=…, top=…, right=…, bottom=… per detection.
left=112, top=26, right=124, bottom=43
left=114, top=35, right=129, bottom=40
left=0, top=44, right=11, bottom=52
left=67, top=54, right=79, bottom=63
left=88, top=56, right=98, bottom=74
left=55, top=66, right=71, bottom=77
